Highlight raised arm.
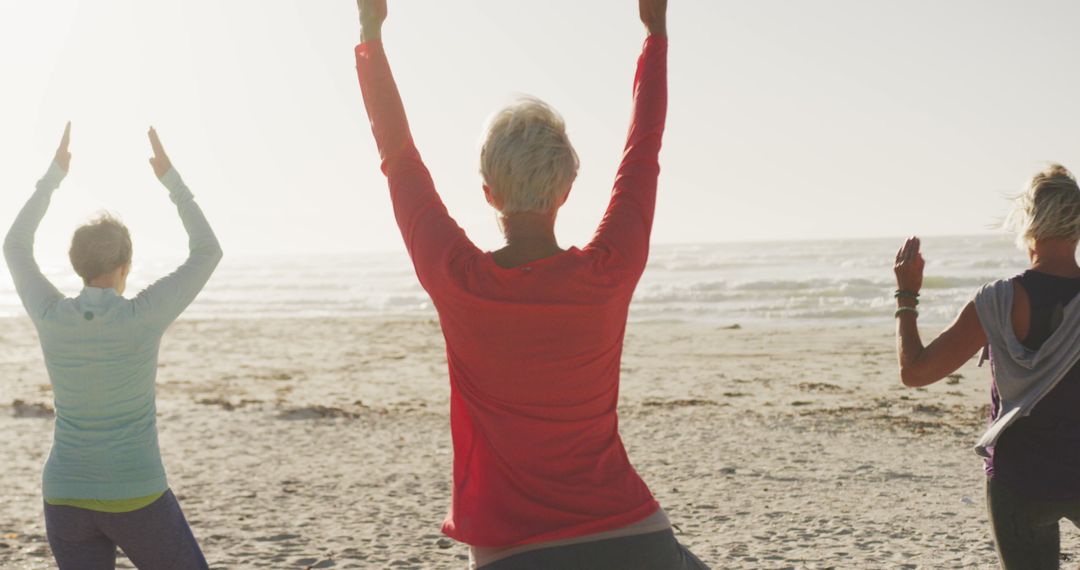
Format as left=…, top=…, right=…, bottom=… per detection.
left=586, top=0, right=669, bottom=274
left=353, top=0, right=475, bottom=290
left=132, top=128, right=223, bottom=329
left=894, top=237, right=986, bottom=386
left=3, top=123, right=71, bottom=320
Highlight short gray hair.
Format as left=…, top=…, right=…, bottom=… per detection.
left=69, top=213, right=132, bottom=283
left=480, top=97, right=580, bottom=214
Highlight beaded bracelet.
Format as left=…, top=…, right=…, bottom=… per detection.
left=895, top=306, right=919, bottom=318
left=894, top=290, right=919, bottom=306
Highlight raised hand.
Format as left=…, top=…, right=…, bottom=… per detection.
left=357, top=0, right=387, bottom=42
left=894, top=236, right=925, bottom=295
left=639, top=0, right=668, bottom=36
left=147, top=127, right=173, bottom=179
left=54, top=122, right=72, bottom=172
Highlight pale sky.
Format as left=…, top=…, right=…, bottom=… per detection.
left=2, top=1, right=1080, bottom=261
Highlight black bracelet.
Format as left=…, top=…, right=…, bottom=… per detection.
left=895, top=290, right=920, bottom=301
left=895, top=306, right=919, bottom=318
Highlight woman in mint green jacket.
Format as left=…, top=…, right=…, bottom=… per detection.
left=4, top=124, right=222, bottom=569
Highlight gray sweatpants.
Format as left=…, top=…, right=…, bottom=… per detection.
left=480, top=529, right=710, bottom=570
left=44, top=489, right=208, bottom=570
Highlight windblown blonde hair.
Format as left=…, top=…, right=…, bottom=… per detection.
left=1005, top=164, right=1080, bottom=250
left=480, top=96, right=580, bottom=214
left=69, top=213, right=132, bottom=284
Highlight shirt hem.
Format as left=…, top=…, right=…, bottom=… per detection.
left=43, top=475, right=169, bottom=502
left=470, top=505, right=668, bottom=568
left=44, top=490, right=167, bottom=513
left=444, top=498, right=661, bottom=548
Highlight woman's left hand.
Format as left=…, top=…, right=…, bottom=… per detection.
left=54, top=121, right=72, bottom=172
left=357, top=0, right=387, bottom=41
left=894, top=236, right=925, bottom=295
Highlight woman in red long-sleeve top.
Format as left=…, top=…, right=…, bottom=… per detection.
left=354, top=1, right=707, bottom=568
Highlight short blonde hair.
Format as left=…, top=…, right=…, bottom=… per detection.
left=69, top=213, right=132, bottom=283
left=480, top=97, right=580, bottom=214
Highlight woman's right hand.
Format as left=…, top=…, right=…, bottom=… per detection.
left=54, top=122, right=72, bottom=172
left=357, top=0, right=387, bottom=42
left=640, top=0, right=668, bottom=37
left=148, top=127, right=173, bottom=179
left=894, top=236, right=925, bottom=296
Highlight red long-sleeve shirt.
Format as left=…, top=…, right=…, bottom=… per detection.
left=355, top=36, right=668, bottom=547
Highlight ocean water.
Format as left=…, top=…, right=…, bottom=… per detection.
left=0, top=234, right=1033, bottom=326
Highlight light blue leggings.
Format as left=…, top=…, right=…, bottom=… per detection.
left=44, top=490, right=208, bottom=570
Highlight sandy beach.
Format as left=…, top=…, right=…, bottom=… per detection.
left=2, top=315, right=1079, bottom=569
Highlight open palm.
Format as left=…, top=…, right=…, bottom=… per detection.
left=894, top=236, right=925, bottom=293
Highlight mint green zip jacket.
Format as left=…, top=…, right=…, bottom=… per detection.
left=3, top=161, right=222, bottom=500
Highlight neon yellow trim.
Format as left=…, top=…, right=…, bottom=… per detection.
left=45, top=491, right=165, bottom=513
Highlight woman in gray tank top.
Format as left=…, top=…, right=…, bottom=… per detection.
left=893, top=164, right=1080, bottom=569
